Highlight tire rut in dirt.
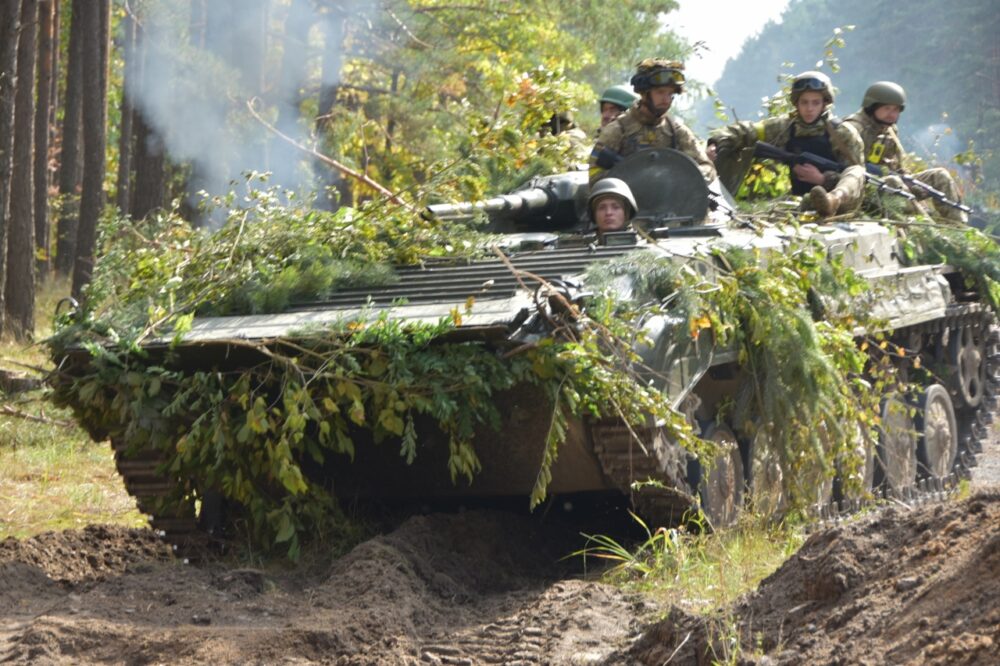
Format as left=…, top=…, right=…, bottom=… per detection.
left=417, top=580, right=658, bottom=665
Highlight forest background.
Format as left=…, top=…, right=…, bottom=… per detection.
left=0, top=0, right=997, bottom=345
left=696, top=0, right=1000, bottom=190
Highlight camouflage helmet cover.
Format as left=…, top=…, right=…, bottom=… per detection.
left=790, top=70, right=833, bottom=105
left=630, top=58, right=686, bottom=94
left=863, top=81, right=907, bottom=112
left=588, top=177, right=637, bottom=220
left=599, top=84, right=640, bottom=110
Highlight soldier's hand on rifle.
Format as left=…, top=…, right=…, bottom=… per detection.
left=792, top=163, right=824, bottom=185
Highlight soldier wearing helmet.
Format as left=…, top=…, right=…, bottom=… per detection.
left=589, top=58, right=716, bottom=185
left=707, top=71, right=866, bottom=218
left=539, top=109, right=590, bottom=171
left=844, top=81, right=967, bottom=223
left=598, top=85, right=639, bottom=128
left=588, top=177, right=637, bottom=236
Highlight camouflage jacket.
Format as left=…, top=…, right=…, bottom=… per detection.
left=843, top=109, right=907, bottom=174
left=709, top=110, right=865, bottom=189
left=589, top=102, right=716, bottom=184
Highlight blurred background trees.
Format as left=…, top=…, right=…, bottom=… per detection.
left=0, top=0, right=995, bottom=342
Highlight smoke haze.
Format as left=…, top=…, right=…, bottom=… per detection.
left=128, top=0, right=369, bottom=212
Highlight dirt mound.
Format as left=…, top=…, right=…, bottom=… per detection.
left=0, top=510, right=659, bottom=664
left=619, top=490, right=1000, bottom=665
left=0, top=525, right=172, bottom=583
left=5, top=493, right=999, bottom=664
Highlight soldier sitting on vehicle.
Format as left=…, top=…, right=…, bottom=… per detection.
left=541, top=110, right=590, bottom=171
left=589, top=59, right=716, bottom=185
left=597, top=84, right=640, bottom=129
left=707, top=71, right=865, bottom=218
left=588, top=177, right=637, bottom=238
left=844, top=81, right=969, bottom=223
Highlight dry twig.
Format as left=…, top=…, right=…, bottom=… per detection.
left=245, top=99, right=413, bottom=211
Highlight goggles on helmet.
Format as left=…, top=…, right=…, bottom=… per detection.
left=632, top=68, right=685, bottom=91
left=644, top=68, right=685, bottom=87
left=791, top=77, right=827, bottom=92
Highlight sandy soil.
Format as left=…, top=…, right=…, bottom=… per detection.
left=2, top=431, right=998, bottom=665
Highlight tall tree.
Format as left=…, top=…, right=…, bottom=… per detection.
left=315, top=6, right=348, bottom=210
left=0, top=4, right=21, bottom=335
left=71, top=0, right=110, bottom=300
left=272, top=0, right=312, bottom=189
left=55, top=0, right=83, bottom=277
left=49, top=0, right=58, bottom=118
left=34, top=0, right=55, bottom=279
left=6, top=0, right=38, bottom=340
left=183, top=0, right=268, bottom=224
left=116, top=5, right=137, bottom=214
left=130, top=18, right=166, bottom=221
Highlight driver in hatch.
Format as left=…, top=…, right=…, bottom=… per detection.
left=588, top=177, right=637, bottom=238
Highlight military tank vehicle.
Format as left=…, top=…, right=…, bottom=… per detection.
left=51, top=148, right=999, bottom=540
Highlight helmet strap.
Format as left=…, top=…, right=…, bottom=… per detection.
left=643, top=92, right=666, bottom=118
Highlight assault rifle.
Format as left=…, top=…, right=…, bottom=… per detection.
left=753, top=142, right=916, bottom=200
left=896, top=172, right=974, bottom=216
left=864, top=161, right=974, bottom=216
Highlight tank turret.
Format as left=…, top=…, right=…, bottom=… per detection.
left=426, top=170, right=589, bottom=232
left=427, top=148, right=735, bottom=235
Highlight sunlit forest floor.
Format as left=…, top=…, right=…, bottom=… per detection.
left=0, top=278, right=144, bottom=540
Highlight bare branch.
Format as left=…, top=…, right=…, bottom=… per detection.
left=0, top=404, right=74, bottom=428
left=410, top=5, right=529, bottom=16
left=384, top=8, right=431, bottom=49
left=245, top=98, right=413, bottom=211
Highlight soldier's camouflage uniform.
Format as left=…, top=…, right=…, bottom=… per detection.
left=589, top=101, right=716, bottom=185
left=844, top=110, right=968, bottom=223
left=709, top=110, right=865, bottom=210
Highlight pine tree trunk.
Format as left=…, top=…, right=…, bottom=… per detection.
left=130, top=20, right=165, bottom=221
left=272, top=0, right=312, bottom=189
left=34, top=0, right=55, bottom=279
left=115, top=7, right=136, bottom=214
left=55, top=0, right=83, bottom=277
left=315, top=9, right=348, bottom=211
left=49, top=0, right=58, bottom=115
left=0, top=4, right=22, bottom=334
left=70, top=0, right=109, bottom=301
left=6, top=0, right=38, bottom=341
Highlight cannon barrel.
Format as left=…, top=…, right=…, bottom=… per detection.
left=426, top=187, right=554, bottom=221
left=425, top=170, right=590, bottom=231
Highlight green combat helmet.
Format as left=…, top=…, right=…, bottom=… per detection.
left=599, top=85, right=640, bottom=111
left=863, top=81, right=907, bottom=112
left=588, top=177, right=637, bottom=220
left=790, top=70, right=833, bottom=105
left=630, top=58, right=686, bottom=94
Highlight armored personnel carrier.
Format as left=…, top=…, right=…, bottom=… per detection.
left=51, top=148, right=999, bottom=541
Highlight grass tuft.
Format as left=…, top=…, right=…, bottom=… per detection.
left=572, top=509, right=806, bottom=613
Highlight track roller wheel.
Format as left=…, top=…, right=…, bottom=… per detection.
left=875, top=393, right=918, bottom=494
left=695, top=423, right=744, bottom=529
left=948, top=324, right=985, bottom=409
left=916, top=384, right=958, bottom=479
left=745, top=426, right=785, bottom=517
left=834, top=423, right=875, bottom=503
